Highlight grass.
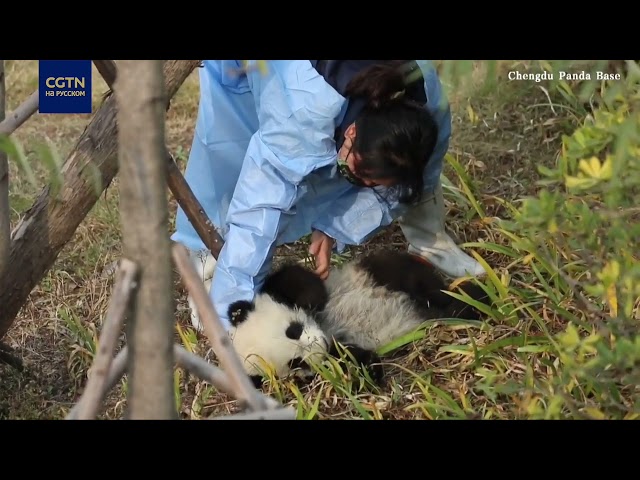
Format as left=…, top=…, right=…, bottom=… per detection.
left=0, top=60, right=636, bottom=420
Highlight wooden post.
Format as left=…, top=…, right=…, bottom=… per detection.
left=0, top=60, right=201, bottom=340
left=115, top=60, right=176, bottom=419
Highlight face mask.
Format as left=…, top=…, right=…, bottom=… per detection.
left=337, top=157, right=369, bottom=186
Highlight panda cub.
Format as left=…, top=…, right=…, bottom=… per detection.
left=316, top=250, right=489, bottom=381
left=228, top=249, right=489, bottom=388
left=227, top=263, right=331, bottom=389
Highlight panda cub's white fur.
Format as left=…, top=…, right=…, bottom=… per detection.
left=316, top=250, right=488, bottom=367
left=321, top=262, right=428, bottom=352
left=228, top=293, right=328, bottom=379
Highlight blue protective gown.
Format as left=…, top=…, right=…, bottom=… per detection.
left=171, top=60, right=452, bottom=329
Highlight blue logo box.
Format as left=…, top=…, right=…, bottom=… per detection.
left=39, top=60, right=92, bottom=114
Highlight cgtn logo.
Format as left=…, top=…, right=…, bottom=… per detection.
left=39, top=60, right=92, bottom=114
left=44, top=76, right=87, bottom=96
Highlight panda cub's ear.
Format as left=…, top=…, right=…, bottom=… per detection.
left=260, top=264, right=329, bottom=314
left=227, top=300, right=255, bottom=327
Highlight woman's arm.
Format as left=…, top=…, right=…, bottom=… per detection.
left=208, top=61, right=347, bottom=328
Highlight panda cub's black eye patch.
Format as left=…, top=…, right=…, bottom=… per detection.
left=286, top=321, right=304, bottom=340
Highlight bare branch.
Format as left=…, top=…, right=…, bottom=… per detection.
left=73, top=259, right=139, bottom=420
left=92, top=60, right=117, bottom=87
left=0, top=89, right=38, bottom=136
left=66, top=346, right=129, bottom=420
left=115, top=60, right=175, bottom=420
left=172, top=243, right=271, bottom=412
left=0, top=59, right=9, bottom=281
left=174, top=344, right=235, bottom=395
left=166, top=155, right=224, bottom=258
left=210, top=407, right=297, bottom=420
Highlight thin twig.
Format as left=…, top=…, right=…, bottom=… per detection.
left=66, top=346, right=129, bottom=420
left=171, top=243, right=270, bottom=412
left=73, top=259, right=139, bottom=420
left=210, top=407, right=297, bottom=420
left=0, top=89, right=38, bottom=136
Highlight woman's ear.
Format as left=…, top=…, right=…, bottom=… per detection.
left=345, top=122, right=356, bottom=140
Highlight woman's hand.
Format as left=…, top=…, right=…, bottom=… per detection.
left=308, top=230, right=335, bottom=280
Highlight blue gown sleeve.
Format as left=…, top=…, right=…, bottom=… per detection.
left=209, top=61, right=347, bottom=329
left=310, top=60, right=452, bottom=248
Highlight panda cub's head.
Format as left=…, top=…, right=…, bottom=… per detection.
left=227, top=263, right=330, bottom=388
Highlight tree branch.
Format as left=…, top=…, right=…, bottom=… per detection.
left=0, top=59, right=9, bottom=282
left=173, top=344, right=235, bottom=395
left=171, top=243, right=271, bottom=412
left=0, top=89, right=38, bottom=136
left=166, top=156, right=224, bottom=259
left=92, top=60, right=117, bottom=89
left=72, top=259, right=139, bottom=420
left=210, top=407, right=297, bottom=420
left=66, top=346, right=129, bottom=420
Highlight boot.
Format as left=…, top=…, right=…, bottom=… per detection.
left=186, top=248, right=217, bottom=332
left=399, top=180, right=485, bottom=279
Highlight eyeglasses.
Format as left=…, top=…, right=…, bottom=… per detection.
left=336, top=143, right=368, bottom=187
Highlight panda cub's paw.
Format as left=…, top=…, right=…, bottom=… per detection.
left=350, top=347, right=384, bottom=385
left=228, top=300, right=255, bottom=327
left=288, top=356, right=317, bottom=386
left=331, top=343, right=385, bottom=385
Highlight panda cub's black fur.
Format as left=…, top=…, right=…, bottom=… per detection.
left=256, top=249, right=491, bottom=385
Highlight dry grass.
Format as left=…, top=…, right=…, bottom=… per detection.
left=0, top=60, right=593, bottom=419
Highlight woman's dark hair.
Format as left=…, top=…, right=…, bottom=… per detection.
left=345, top=60, right=439, bottom=205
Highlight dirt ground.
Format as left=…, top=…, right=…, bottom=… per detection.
left=0, top=60, right=575, bottom=419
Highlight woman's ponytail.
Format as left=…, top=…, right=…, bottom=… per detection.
left=344, top=60, right=410, bottom=108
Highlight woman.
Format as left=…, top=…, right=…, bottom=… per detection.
left=171, top=60, right=484, bottom=331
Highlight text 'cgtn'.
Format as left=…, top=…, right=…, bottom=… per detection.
left=45, top=76, right=87, bottom=96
